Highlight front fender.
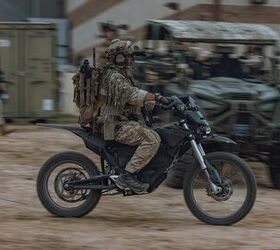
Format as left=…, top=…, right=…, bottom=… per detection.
left=202, top=134, right=237, bottom=153
left=203, top=134, right=237, bottom=144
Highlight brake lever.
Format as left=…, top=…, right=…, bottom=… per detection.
left=186, top=96, right=199, bottom=111
left=186, top=104, right=199, bottom=111
left=159, top=101, right=176, bottom=110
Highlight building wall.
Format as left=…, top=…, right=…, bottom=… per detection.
left=66, top=0, right=280, bottom=61
left=0, top=0, right=64, bottom=21
left=66, top=0, right=88, bottom=14
left=66, top=0, right=213, bottom=59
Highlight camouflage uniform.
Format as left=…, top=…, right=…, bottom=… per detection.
left=0, top=98, right=4, bottom=127
left=96, top=39, right=178, bottom=193
left=115, top=121, right=160, bottom=173
left=98, top=60, right=161, bottom=173
left=0, top=75, right=5, bottom=127
left=0, top=80, right=13, bottom=136
left=0, top=79, right=8, bottom=135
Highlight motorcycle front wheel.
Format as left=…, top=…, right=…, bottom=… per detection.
left=183, top=152, right=256, bottom=225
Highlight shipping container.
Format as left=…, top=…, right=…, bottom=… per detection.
left=0, top=22, right=57, bottom=118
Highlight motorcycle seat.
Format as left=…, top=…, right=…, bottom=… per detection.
left=37, top=123, right=136, bottom=167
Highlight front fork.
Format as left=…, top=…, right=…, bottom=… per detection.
left=190, top=139, right=222, bottom=194
left=182, top=123, right=222, bottom=194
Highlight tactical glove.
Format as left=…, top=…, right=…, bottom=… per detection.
left=185, top=96, right=199, bottom=111
left=154, top=93, right=172, bottom=105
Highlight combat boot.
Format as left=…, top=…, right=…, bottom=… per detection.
left=115, top=171, right=149, bottom=194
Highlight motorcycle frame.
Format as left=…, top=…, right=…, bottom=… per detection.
left=63, top=121, right=235, bottom=195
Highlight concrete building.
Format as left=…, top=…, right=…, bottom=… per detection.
left=65, top=0, right=280, bottom=63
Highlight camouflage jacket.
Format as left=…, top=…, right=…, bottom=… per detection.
left=97, top=65, right=147, bottom=140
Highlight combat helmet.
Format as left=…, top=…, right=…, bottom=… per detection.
left=106, top=39, right=136, bottom=66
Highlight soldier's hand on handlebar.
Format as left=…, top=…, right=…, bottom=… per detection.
left=155, top=94, right=182, bottom=110
left=169, top=96, right=185, bottom=111
left=155, top=94, right=199, bottom=111
left=185, top=96, right=199, bottom=111
left=154, top=93, right=173, bottom=105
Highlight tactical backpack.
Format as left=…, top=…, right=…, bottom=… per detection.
left=72, top=59, right=103, bottom=128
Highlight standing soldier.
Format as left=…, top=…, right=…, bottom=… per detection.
left=0, top=68, right=13, bottom=135
left=97, top=21, right=119, bottom=67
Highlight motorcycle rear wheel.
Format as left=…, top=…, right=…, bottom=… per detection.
left=183, top=152, right=256, bottom=225
left=37, top=152, right=101, bottom=217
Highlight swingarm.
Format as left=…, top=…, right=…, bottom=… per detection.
left=65, top=174, right=116, bottom=190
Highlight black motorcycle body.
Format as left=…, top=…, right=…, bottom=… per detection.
left=41, top=112, right=233, bottom=193
left=40, top=122, right=192, bottom=192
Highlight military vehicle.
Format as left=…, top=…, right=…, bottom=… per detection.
left=136, top=20, right=280, bottom=189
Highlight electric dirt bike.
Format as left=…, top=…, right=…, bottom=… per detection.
left=37, top=97, right=256, bottom=225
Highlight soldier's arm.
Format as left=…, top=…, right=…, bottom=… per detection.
left=122, top=83, right=165, bottom=106
left=125, top=84, right=148, bottom=107
left=109, top=73, right=147, bottom=107
left=110, top=73, right=167, bottom=107
left=144, top=93, right=156, bottom=102
left=128, top=87, right=168, bottom=106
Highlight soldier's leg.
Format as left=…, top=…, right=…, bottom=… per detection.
left=0, top=100, right=14, bottom=136
left=115, top=121, right=161, bottom=173
left=114, top=121, right=161, bottom=193
left=0, top=100, right=6, bottom=136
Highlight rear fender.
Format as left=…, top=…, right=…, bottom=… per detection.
left=37, top=123, right=103, bottom=155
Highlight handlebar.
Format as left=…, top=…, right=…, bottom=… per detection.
left=160, top=96, right=199, bottom=113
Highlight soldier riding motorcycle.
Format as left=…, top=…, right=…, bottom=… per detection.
left=36, top=40, right=256, bottom=225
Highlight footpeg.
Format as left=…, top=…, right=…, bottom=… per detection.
left=123, top=188, right=133, bottom=196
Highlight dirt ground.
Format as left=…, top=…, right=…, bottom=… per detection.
left=0, top=125, right=279, bottom=250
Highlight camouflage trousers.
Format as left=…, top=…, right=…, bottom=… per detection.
left=115, top=121, right=161, bottom=173
left=0, top=99, right=4, bottom=126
